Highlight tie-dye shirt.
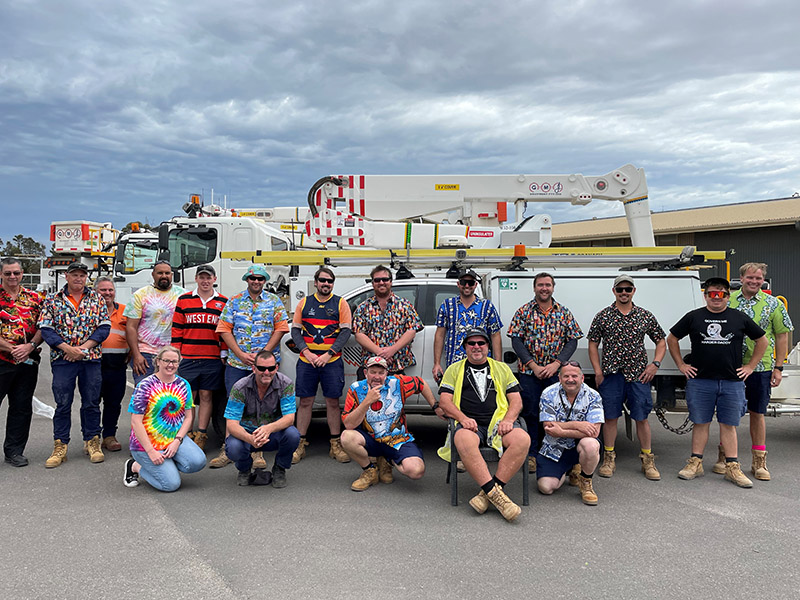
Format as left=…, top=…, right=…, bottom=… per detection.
left=124, top=284, right=185, bottom=354
left=128, top=374, right=193, bottom=451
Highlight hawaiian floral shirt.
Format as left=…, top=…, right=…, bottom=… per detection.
left=38, top=286, right=110, bottom=362
left=352, top=293, right=424, bottom=372
left=587, top=303, right=665, bottom=382
left=539, top=382, right=604, bottom=461
left=435, top=297, right=502, bottom=366
left=0, top=286, right=42, bottom=364
left=217, top=290, right=289, bottom=369
left=507, top=299, right=583, bottom=374
left=729, top=290, right=794, bottom=371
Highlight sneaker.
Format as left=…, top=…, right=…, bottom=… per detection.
left=329, top=438, right=351, bottom=463
left=45, top=440, right=68, bottom=468
left=376, top=456, right=393, bottom=484
left=528, top=456, right=537, bottom=474
left=469, top=490, right=490, bottom=514
left=351, top=465, right=379, bottom=491
left=712, top=445, right=726, bottom=474
left=86, top=435, right=104, bottom=463
left=486, top=483, right=522, bottom=521
left=456, top=460, right=466, bottom=473
left=123, top=458, right=139, bottom=488
left=272, top=463, right=287, bottom=488
left=640, top=452, right=661, bottom=480
left=724, top=461, right=753, bottom=488
left=568, top=464, right=581, bottom=487
left=578, top=475, right=598, bottom=505
left=598, top=450, right=616, bottom=478
left=678, top=456, right=704, bottom=480
left=751, top=449, right=770, bottom=481
left=209, top=445, right=232, bottom=468
left=292, top=438, right=309, bottom=464
left=193, top=432, right=208, bottom=451
left=102, top=436, right=122, bottom=452
left=237, top=470, right=251, bottom=486
left=251, top=451, right=267, bottom=470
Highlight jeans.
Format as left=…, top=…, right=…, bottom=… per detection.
left=51, top=359, right=102, bottom=444
left=225, top=426, right=301, bottom=472
left=518, top=372, right=558, bottom=453
left=224, top=365, right=251, bottom=396
left=0, top=360, right=38, bottom=457
left=100, top=366, right=127, bottom=438
left=132, top=353, right=156, bottom=387
left=130, top=437, right=206, bottom=492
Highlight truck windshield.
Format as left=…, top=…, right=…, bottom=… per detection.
left=168, top=228, right=218, bottom=268
left=119, top=240, right=159, bottom=274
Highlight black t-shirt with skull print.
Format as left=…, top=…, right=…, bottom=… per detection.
left=670, top=307, right=765, bottom=380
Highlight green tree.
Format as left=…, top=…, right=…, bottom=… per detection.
left=2, top=234, right=46, bottom=274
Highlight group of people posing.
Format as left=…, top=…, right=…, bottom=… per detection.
left=0, top=257, right=791, bottom=522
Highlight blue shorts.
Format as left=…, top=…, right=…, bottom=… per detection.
left=598, top=373, right=653, bottom=421
left=295, top=359, right=345, bottom=399
left=536, top=447, right=580, bottom=480
left=744, top=371, right=771, bottom=415
left=454, top=422, right=523, bottom=446
left=178, top=359, right=224, bottom=392
left=354, top=428, right=423, bottom=465
left=685, top=378, right=746, bottom=426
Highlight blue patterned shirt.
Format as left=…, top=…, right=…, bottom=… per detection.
left=435, top=297, right=502, bottom=366
left=217, top=290, right=289, bottom=369
left=539, top=382, right=604, bottom=461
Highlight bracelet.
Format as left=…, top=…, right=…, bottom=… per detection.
left=432, top=401, right=440, bottom=411
left=175, top=436, right=184, bottom=444
left=775, top=366, right=784, bottom=372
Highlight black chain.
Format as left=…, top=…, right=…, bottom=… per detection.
left=654, top=408, right=694, bottom=435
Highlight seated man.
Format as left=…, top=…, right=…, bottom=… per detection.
left=340, top=356, right=443, bottom=491
left=536, top=362, right=604, bottom=505
left=223, top=350, right=300, bottom=488
left=437, top=328, right=530, bottom=522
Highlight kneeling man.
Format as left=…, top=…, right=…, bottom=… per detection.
left=438, top=328, right=530, bottom=522
left=224, top=350, right=300, bottom=488
left=341, top=356, right=442, bottom=491
left=537, top=362, right=604, bottom=505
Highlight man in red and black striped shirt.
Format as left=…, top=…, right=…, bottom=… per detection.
left=171, top=265, right=228, bottom=450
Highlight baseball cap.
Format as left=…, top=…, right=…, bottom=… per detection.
left=242, top=264, right=270, bottom=281
left=462, top=327, right=490, bottom=345
left=703, top=276, right=730, bottom=291
left=364, top=356, right=388, bottom=370
left=613, top=274, right=635, bottom=287
left=65, top=262, right=88, bottom=274
left=457, top=268, right=481, bottom=282
left=196, top=265, right=216, bottom=276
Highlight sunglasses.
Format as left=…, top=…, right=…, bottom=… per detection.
left=317, top=277, right=335, bottom=284
left=465, top=340, right=487, bottom=346
left=706, top=290, right=729, bottom=298
left=561, top=360, right=581, bottom=368
left=459, top=279, right=477, bottom=286
left=372, top=277, right=391, bottom=283
left=2, top=271, right=22, bottom=276
left=255, top=364, right=277, bottom=372
left=247, top=276, right=266, bottom=282
left=615, top=286, right=634, bottom=293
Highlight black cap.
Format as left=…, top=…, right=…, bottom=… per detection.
left=458, top=268, right=481, bottom=282
left=703, top=277, right=730, bottom=291
left=65, top=262, right=88, bottom=274
left=462, top=327, right=490, bottom=345
left=196, top=265, right=216, bottom=276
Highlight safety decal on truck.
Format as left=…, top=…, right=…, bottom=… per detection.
left=498, top=278, right=518, bottom=290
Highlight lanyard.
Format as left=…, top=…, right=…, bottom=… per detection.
left=559, top=388, right=576, bottom=421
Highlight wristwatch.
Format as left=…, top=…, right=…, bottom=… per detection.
left=652, top=360, right=661, bottom=368
left=432, top=401, right=440, bottom=411
left=175, top=436, right=184, bottom=444
left=775, top=365, right=784, bottom=372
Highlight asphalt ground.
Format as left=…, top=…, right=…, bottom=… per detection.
left=1, top=363, right=799, bottom=600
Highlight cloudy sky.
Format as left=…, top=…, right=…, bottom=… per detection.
left=2, top=0, right=799, bottom=248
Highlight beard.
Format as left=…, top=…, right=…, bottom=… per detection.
left=155, top=277, right=171, bottom=290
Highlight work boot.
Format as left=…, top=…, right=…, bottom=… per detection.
left=377, top=456, right=393, bottom=484
left=102, top=436, right=122, bottom=452
left=751, top=449, right=770, bottom=481
left=292, top=438, right=309, bottom=464
left=724, top=461, right=753, bottom=488
left=528, top=456, right=537, bottom=474
left=45, top=440, right=68, bottom=468
left=456, top=460, right=466, bottom=473
left=209, top=445, right=232, bottom=468
left=351, top=465, right=379, bottom=491
left=469, top=490, right=490, bottom=514
left=237, top=470, right=251, bottom=486
left=678, top=456, right=704, bottom=480
left=187, top=431, right=196, bottom=441
left=272, top=463, right=287, bottom=488
left=85, top=435, right=105, bottom=463
left=568, top=464, right=581, bottom=487
left=712, top=445, right=726, bottom=474
left=193, top=432, right=208, bottom=451
left=251, top=451, right=267, bottom=470
left=486, top=483, right=522, bottom=522
left=598, top=450, right=616, bottom=478
left=578, top=475, right=598, bottom=505
left=329, top=438, right=351, bottom=463
left=640, top=452, right=661, bottom=480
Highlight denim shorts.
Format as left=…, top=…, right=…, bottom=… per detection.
left=744, top=371, right=771, bottom=415
left=685, top=378, right=746, bottom=426
left=354, top=428, right=423, bottom=465
left=598, top=372, right=653, bottom=421
left=178, top=359, right=224, bottom=392
left=295, top=359, right=345, bottom=399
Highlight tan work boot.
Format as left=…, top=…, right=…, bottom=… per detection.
left=598, top=450, right=616, bottom=478
left=329, top=438, right=351, bottom=463
left=568, top=464, right=581, bottom=486
left=640, top=452, right=661, bottom=480
left=187, top=431, right=196, bottom=441
left=292, top=438, right=309, bottom=464
left=251, top=451, right=267, bottom=470
left=456, top=460, right=466, bottom=473
left=209, top=444, right=232, bottom=468
left=678, top=456, right=704, bottom=480
left=85, top=435, right=104, bottom=463
left=102, top=436, right=122, bottom=452
left=751, top=449, right=770, bottom=481
left=724, top=461, right=753, bottom=488
left=578, top=475, right=598, bottom=505
left=527, top=456, right=537, bottom=473
left=712, top=445, right=726, bottom=474
left=351, top=465, right=379, bottom=491
left=193, top=432, right=208, bottom=451
left=376, top=456, right=394, bottom=484
left=45, top=440, right=68, bottom=468
left=469, top=490, right=490, bottom=514
left=486, top=483, right=522, bottom=521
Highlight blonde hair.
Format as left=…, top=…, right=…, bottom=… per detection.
left=154, top=345, right=182, bottom=374
left=739, top=262, right=767, bottom=278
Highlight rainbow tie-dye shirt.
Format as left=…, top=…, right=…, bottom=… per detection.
left=124, top=284, right=185, bottom=355
left=128, top=374, right=193, bottom=451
